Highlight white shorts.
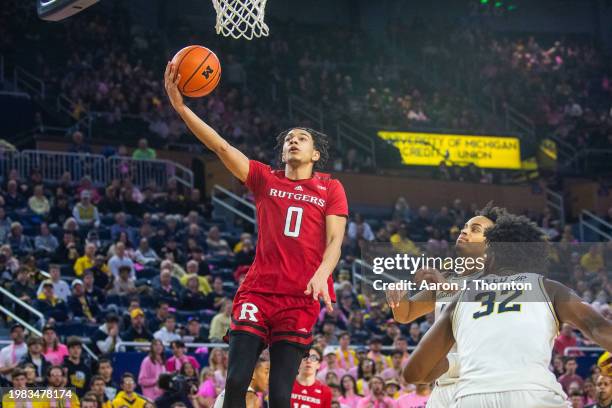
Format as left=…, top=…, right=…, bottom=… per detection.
left=453, top=390, right=569, bottom=408
left=426, top=382, right=458, bottom=408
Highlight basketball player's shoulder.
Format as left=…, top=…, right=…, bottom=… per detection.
left=313, top=171, right=345, bottom=191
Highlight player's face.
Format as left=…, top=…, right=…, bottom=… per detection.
left=300, top=351, right=321, bottom=376
left=456, top=216, right=493, bottom=256
left=252, top=361, right=270, bottom=392
left=282, top=129, right=320, bottom=168
left=596, top=376, right=612, bottom=402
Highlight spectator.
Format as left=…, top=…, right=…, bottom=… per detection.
left=389, top=224, right=419, bottom=255
left=8, top=222, right=33, bottom=256
left=121, top=308, right=153, bottom=343
left=63, top=336, right=93, bottom=398
left=69, top=131, right=92, bottom=154
left=559, top=357, right=584, bottom=394
left=75, top=242, right=98, bottom=277
left=317, top=346, right=347, bottom=382
left=82, top=269, right=106, bottom=305
left=41, top=325, right=69, bottom=366
left=28, top=184, right=50, bottom=216
left=19, top=336, right=51, bottom=384
left=196, top=367, right=218, bottom=407
left=138, top=339, right=167, bottom=401
left=10, top=266, right=36, bottom=305
left=570, top=390, right=585, bottom=408
left=3, top=180, right=25, bottom=211
left=336, top=332, right=358, bottom=372
left=554, top=323, right=579, bottom=356
left=588, top=375, right=612, bottom=408
left=0, top=324, right=27, bottom=382
left=179, top=260, right=212, bottom=295
left=206, top=226, right=231, bottom=256
left=98, top=186, right=122, bottom=214
left=112, top=373, right=147, bottom=408
left=67, top=278, right=101, bottom=323
left=181, top=274, right=210, bottom=311
left=87, top=254, right=113, bottom=291
left=91, top=314, right=122, bottom=355
left=147, top=301, right=170, bottom=334
left=108, top=242, right=135, bottom=279
left=135, top=238, right=160, bottom=266
left=356, top=376, right=396, bottom=408
left=47, top=365, right=81, bottom=407
left=132, top=138, right=156, bottom=160
left=209, top=299, right=232, bottom=342
left=380, top=350, right=404, bottom=381
left=97, top=358, right=119, bottom=400
left=35, top=280, right=69, bottom=322
left=183, top=317, right=206, bottom=343
left=166, top=340, right=200, bottom=373
left=90, top=375, right=113, bottom=408
left=339, top=374, right=362, bottom=408
left=48, top=195, right=72, bottom=227
left=580, top=244, right=604, bottom=273
left=3, top=369, right=29, bottom=405
left=34, top=222, right=58, bottom=255
left=153, top=269, right=181, bottom=307
left=111, top=212, right=136, bottom=244
left=72, top=190, right=100, bottom=228
left=154, top=315, right=181, bottom=343
left=407, top=322, right=422, bottom=347
left=348, top=213, right=375, bottom=242
left=367, top=337, right=392, bottom=373
left=53, top=231, right=80, bottom=264
left=0, top=206, right=12, bottom=243
left=397, top=383, right=431, bottom=408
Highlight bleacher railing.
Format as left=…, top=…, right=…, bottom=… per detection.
left=563, top=346, right=604, bottom=356
left=579, top=210, right=612, bottom=242
left=545, top=188, right=565, bottom=228
left=0, top=149, right=194, bottom=189
left=212, top=184, right=256, bottom=227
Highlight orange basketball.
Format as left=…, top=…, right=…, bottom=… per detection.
left=171, top=45, right=221, bottom=98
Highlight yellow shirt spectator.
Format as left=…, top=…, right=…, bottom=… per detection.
left=179, top=273, right=212, bottom=295
left=390, top=233, right=420, bottom=255
left=580, top=250, right=604, bottom=273
left=74, top=255, right=95, bottom=277
left=111, top=391, right=147, bottom=408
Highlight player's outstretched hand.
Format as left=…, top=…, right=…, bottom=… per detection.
left=414, top=268, right=447, bottom=285
left=164, top=61, right=184, bottom=112
left=386, top=287, right=408, bottom=309
left=305, top=273, right=333, bottom=311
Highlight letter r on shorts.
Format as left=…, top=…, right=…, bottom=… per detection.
left=238, top=302, right=259, bottom=322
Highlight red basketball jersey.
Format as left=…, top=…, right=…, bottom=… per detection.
left=291, top=379, right=333, bottom=408
left=241, top=160, right=348, bottom=302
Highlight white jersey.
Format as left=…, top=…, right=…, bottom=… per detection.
left=213, top=387, right=256, bottom=408
left=452, top=272, right=565, bottom=399
left=433, top=272, right=482, bottom=386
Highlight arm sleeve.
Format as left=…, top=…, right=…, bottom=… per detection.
left=97, top=335, right=114, bottom=354
left=325, top=180, right=348, bottom=217
left=244, top=160, right=270, bottom=197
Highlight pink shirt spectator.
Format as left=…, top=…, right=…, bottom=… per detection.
left=356, top=396, right=397, bottom=408
left=166, top=355, right=200, bottom=373
left=339, top=395, right=362, bottom=408
left=43, top=344, right=69, bottom=366
left=396, top=392, right=430, bottom=408
left=214, top=370, right=227, bottom=390
left=197, top=378, right=217, bottom=398
left=316, top=367, right=347, bottom=383
left=138, top=356, right=167, bottom=400
left=380, top=367, right=401, bottom=381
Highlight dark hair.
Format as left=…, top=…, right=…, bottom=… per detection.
left=66, top=336, right=82, bottom=348
left=11, top=368, right=26, bottom=379
left=98, top=358, right=112, bottom=367
left=275, top=127, right=330, bottom=170
left=82, top=392, right=101, bottom=407
left=106, top=314, right=120, bottom=324
left=357, top=358, right=376, bottom=380
left=564, top=357, right=577, bottom=364
left=90, top=375, right=106, bottom=386
left=309, top=346, right=322, bottom=360
left=149, top=339, right=167, bottom=365
left=475, top=201, right=508, bottom=224
left=47, top=365, right=64, bottom=378
left=484, top=213, right=548, bottom=273
left=157, top=373, right=173, bottom=390
left=339, top=374, right=360, bottom=397
left=391, top=350, right=403, bottom=358
left=121, top=372, right=135, bottom=384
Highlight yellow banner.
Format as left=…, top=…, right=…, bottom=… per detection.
left=377, top=131, right=522, bottom=169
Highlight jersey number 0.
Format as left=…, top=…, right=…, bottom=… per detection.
left=284, top=206, right=303, bottom=237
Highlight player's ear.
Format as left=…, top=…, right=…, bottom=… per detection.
left=312, top=150, right=321, bottom=163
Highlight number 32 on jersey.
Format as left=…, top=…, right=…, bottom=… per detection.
left=284, top=206, right=303, bottom=237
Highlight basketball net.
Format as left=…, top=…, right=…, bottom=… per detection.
left=212, top=0, right=269, bottom=40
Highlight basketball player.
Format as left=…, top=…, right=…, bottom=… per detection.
left=164, top=63, right=348, bottom=408
left=386, top=203, right=506, bottom=408
left=290, top=347, right=333, bottom=408
left=214, top=356, right=270, bottom=408
left=403, top=214, right=612, bottom=408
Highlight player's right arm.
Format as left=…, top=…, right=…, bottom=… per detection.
left=545, top=279, right=612, bottom=352
left=164, top=61, right=249, bottom=182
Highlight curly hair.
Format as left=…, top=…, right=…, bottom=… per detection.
left=484, top=213, right=549, bottom=273
left=274, top=127, right=330, bottom=170
left=475, top=201, right=508, bottom=223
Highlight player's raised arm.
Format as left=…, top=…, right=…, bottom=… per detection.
left=545, top=279, right=612, bottom=352
left=387, top=268, right=442, bottom=323
left=164, top=61, right=249, bottom=182
left=403, top=300, right=456, bottom=384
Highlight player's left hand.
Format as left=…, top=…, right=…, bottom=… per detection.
left=305, top=271, right=333, bottom=311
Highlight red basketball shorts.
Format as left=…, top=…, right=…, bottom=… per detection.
left=230, top=290, right=320, bottom=347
